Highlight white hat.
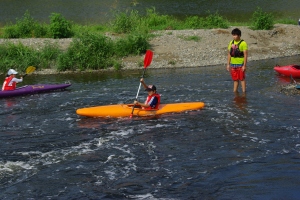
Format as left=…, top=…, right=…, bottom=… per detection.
left=7, top=69, right=18, bottom=75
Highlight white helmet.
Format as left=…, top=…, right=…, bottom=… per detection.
left=7, top=69, right=18, bottom=75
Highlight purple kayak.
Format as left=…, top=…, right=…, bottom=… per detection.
left=0, top=83, right=71, bottom=98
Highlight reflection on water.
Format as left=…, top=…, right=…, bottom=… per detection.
left=3, top=99, right=17, bottom=108
left=0, top=0, right=299, bottom=25
left=233, top=92, right=247, bottom=111
left=276, top=74, right=293, bottom=84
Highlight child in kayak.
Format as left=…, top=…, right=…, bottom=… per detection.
left=134, top=78, right=161, bottom=109
left=2, top=69, right=23, bottom=91
left=226, top=28, right=248, bottom=93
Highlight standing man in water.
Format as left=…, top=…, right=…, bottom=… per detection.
left=226, top=28, right=248, bottom=93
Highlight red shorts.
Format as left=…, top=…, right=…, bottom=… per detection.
left=230, top=67, right=245, bottom=81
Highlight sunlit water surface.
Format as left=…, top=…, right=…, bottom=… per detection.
left=1, top=56, right=300, bottom=199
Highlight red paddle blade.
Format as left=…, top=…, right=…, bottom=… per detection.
left=144, top=50, right=153, bottom=68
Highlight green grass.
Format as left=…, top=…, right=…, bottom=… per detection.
left=0, top=7, right=297, bottom=73
left=0, top=41, right=61, bottom=72
left=275, top=18, right=298, bottom=25
left=250, top=7, right=274, bottom=30
left=178, top=35, right=201, bottom=42
left=57, top=33, right=149, bottom=71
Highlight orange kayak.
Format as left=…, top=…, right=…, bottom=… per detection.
left=76, top=102, right=205, bottom=118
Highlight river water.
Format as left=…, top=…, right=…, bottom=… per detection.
left=0, top=0, right=299, bottom=25
left=1, top=55, right=300, bottom=199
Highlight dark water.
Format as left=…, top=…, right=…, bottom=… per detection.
left=0, top=0, right=299, bottom=25
left=1, top=55, right=300, bottom=199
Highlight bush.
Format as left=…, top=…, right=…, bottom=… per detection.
left=201, top=11, right=229, bottom=29
left=50, top=13, right=74, bottom=38
left=38, top=42, right=62, bottom=68
left=0, top=41, right=62, bottom=72
left=112, top=60, right=122, bottom=70
left=111, top=10, right=140, bottom=34
left=114, top=34, right=150, bottom=56
left=184, top=16, right=202, bottom=29
left=275, top=18, right=297, bottom=25
left=184, top=12, right=228, bottom=29
left=144, top=8, right=173, bottom=29
left=57, top=32, right=150, bottom=71
left=0, top=42, right=37, bottom=70
left=251, top=7, right=274, bottom=30
left=3, top=24, right=20, bottom=38
left=142, top=7, right=183, bottom=30
left=3, top=11, right=48, bottom=38
left=57, top=33, right=114, bottom=71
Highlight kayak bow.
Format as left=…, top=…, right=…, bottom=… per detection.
left=274, top=64, right=300, bottom=78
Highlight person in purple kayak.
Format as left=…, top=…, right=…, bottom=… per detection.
left=2, top=69, right=23, bottom=91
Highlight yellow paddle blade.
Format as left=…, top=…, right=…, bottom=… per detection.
left=26, top=66, right=36, bottom=74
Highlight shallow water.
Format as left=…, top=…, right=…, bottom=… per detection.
left=1, top=55, right=300, bottom=199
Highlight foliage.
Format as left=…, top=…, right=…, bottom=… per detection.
left=184, top=12, right=229, bottom=29
left=114, top=34, right=150, bottom=56
left=251, top=7, right=274, bottom=30
left=112, top=60, right=122, bottom=70
left=57, top=33, right=114, bottom=71
left=2, top=11, right=75, bottom=38
left=202, top=11, right=229, bottom=28
left=184, top=12, right=228, bottom=29
left=0, top=31, right=149, bottom=73
left=0, top=41, right=62, bottom=72
left=275, top=18, right=297, bottom=25
left=110, top=7, right=180, bottom=34
left=3, top=11, right=48, bottom=38
left=72, top=24, right=109, bottom=37
left=49, top=13, right=74, bottom=38
left=0, top=42, right=37, bottom=71
left=3, top=25, right=20, bottom=38
left=38, top=42, right=62, bottom=68
left=57, top=32, right=150, bottom=71
left=178, top=35, right=201, bottom=42
left=184, top=16, right=202, bottom=29
left=0, top=7, right=295, bottom=72
left=168, top=60, right=176, bottom=65
left=143, top=7, right=178, bottom=30
left=111, top=10, right=140, bottom=34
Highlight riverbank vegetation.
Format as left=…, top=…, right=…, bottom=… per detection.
left=0, top=7, right=296, bottom=73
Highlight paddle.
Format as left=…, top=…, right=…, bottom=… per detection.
left=290, top=74, right=296, bottom=84
left=23, top=66, right=36, bottom=77
left=290, top=74, right=300, bottom=89
left=130, top=50, right=154, bottom=118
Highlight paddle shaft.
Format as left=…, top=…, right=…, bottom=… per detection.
left=134, top=69, right=146, bottom=100
left=130, top=50, right=153, bottom=118
left=130, top=69, right=146, bottom=117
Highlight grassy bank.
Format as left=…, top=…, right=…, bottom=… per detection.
left=0, top=7, right=297, bottom=74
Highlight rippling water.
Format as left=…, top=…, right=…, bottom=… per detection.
left=1, top=55, right=300, bottom=199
